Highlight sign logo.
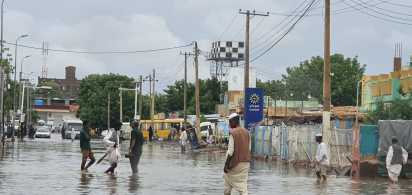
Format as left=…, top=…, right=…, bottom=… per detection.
left=249, top=93, right=260, bottom=105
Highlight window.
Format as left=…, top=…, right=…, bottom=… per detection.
left=226, top=41, right=232, bottom=47
left=220, top=47, right=226, bottom=52
left=239, top=42, right=244, bottom=48
left=232, top=48, right=238, bottom=53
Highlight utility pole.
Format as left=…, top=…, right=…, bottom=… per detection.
left=180, top=51, right=194, bottom=129
left=184, top=53, right=188, bottom=128
left=194, top=42, right=202, bottom=142
left=134, top=81, right=138, bottom=119
left=151, top=69, right=156, bottom=121
left=239, top=9, right=269, bottom=123
left=139, top=75, right=143, bottom=118
left=107, top=93, right=110, bottom=130
left=322, top=0, right=332, bottom=150
left=119, top=88, right=123, bottom=123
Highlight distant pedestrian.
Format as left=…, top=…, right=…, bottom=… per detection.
left=128, top=120, right=144, bottom=173
left=80, top=122, right=96, bottom=171
left=223, top=113, right=251, bottom=195
left=315, top=133, right=330, bottom=182
left=71, top=128, right=76, bottom=142
left=180, top=128, right=188, bottom=153
left=386, top=137, right=408, bottom=183
left=148, top=126, right=154, bottom=142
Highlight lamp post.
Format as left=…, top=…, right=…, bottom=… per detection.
left=17, top=55, right=30, bottom=112
left=0, top=0, right=5, bottom=143
left=13, top=34, right=29, bottom=114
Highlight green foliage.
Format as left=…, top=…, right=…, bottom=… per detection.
left=162, top=78, right=225, bottom=115
left=366, top=99, right=412, bottom=124
left=79, top=74, right=135, bottom=129
left=36, top=80, right=63, bottom=98
left=258, top=54, right=365, bottom=106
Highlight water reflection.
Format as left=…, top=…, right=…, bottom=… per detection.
left=78, top=172, right=93, bottom=194
left=2, top=135, right=412, bottom=194
left=106, top=174, right=118, bottom=195
left=128, top=174, right=140, bottom=193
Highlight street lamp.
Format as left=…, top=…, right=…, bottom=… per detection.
left=1, top=0, right=5, bottom=143
left=12, top=34, right=29, bottom=133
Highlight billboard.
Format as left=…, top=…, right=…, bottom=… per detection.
left=227, top=67, right=256, bottom=91
left=244, top=88, right=264, bottom=130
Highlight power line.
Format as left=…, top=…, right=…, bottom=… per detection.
left=355, top=0, right=412, bottom=17
left=378, top=0, right=412, bottom=8
left=250, top=0, right=318, bottom=63
left=252, top=0, right=314, bottom=51
left=252, top=0, right=321, bottom=54
left=217, top=14, right=239, bottom=40
left=3, top=41, right=193, bottom=55
left=343, top=0, right=412, bottom=25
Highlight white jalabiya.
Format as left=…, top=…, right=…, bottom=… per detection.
left=386, top=146, right=408, bottom=182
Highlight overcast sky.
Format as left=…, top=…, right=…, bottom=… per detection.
left=4, top=0, right=412, bottom=92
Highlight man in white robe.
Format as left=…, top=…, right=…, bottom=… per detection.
left=386, top=137, right=408, bottom=183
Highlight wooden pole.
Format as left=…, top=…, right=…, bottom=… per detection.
left=194, top=42, right=202, bottom=142
left=322, top=0, right=332, bottom=150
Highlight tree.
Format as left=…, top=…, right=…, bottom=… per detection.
left=366, top=99, right=412, bottom=124
left=258, top=54, right=365, bottom=106
left=79, top=74, right=135, bottom=129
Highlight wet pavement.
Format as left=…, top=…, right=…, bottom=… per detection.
left=1, top=134, right=412, bottom=195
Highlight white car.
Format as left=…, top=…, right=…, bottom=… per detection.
left=35, top=126, right=51, bottom=138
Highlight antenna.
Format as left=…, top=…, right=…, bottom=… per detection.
left=41, top=41, right=49, bottom=78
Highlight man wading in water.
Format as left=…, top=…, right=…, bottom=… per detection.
left=223, top=113, right=251, bottom=195
left=128, top=120, right=144, bottom=173
left=386, top=136, right=408, bottom=183
left=315, top=133, right=329, bottom=182
left=80, top=121, right=96, bottom=171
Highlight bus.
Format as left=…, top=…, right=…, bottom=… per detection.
left=140, top=118, right=185, bottom=141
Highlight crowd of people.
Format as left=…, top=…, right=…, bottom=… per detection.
left=79, top=120, right=144, bottom=174
left=77, top=114, right=409, bottom=194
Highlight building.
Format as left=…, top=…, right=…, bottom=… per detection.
left=35, top=66, right=81, bottom=125
left=361, top=53, right=412, bottom=111
left=38, top=66, right=81, bottom=99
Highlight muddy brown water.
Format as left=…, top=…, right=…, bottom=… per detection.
left=1, top=134, right=412, bottom=195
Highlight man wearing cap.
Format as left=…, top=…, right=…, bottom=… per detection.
left=128, top=120, right=144, bottom=173
left=224, top=113, right=251, bottom=195
left=315, top=133, right=329, bottom=182
left=386, top=136, right=408, bottom=183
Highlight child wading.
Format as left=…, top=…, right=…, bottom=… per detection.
left=98, top=128, right=121, bottom=175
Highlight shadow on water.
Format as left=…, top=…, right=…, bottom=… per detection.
left=78, top=172, right=94, bottom=194
left=128, top=174, right=140, bottom=193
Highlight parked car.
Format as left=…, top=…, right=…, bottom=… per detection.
left=120, top=122, right=132, bottom=140
left=200, top=122, right=214, bottom=139
left=35, top=126, right=51, bottom=138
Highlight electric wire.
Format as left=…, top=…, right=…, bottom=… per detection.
left=3, top=41, right=193, bottom=55
left=250, top=0, right=318, bottom=63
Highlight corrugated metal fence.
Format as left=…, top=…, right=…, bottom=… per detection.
left=252, top=124, right=352, bottom=166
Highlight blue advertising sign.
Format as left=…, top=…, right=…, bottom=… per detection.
left=244, top=88, right=264, bottom=130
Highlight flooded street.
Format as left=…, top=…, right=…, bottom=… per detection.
left=1, top=134, right=412, bottom=195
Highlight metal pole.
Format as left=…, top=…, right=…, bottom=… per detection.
left=151, top=69, right=155, bottom=120
left=138, top=75, right=143, bottom=118
left=0, top=0, right=5, bottom=143
left=184, top=52, right=187, bottom=128
left=119, top=89, right=123, bottom=123
left=20, top=82, right=25, bottom=113
left=107, top=93, right=110, bottom=129
left=134, top=81, right=138, bottom=119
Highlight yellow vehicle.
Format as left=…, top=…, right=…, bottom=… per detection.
left=140, top=118, right=184, bottom=140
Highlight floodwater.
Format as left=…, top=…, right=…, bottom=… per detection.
left=1, top=134, right=412, bottom=195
